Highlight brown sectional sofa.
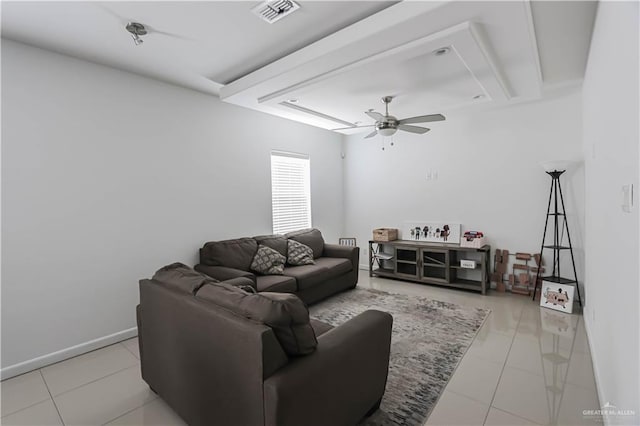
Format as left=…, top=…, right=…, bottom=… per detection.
left=195, top=228, right=359, bottom=305
left=137, top=263, right=392, bottom=426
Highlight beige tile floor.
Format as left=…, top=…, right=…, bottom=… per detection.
left=1, top=275, right=601, bottom=425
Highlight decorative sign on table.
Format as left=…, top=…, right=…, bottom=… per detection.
left=539, top=281, right=575, bottom=314
left=403, top=222, right=461, bottom=244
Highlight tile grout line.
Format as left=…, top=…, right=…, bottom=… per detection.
left=45, top=363, right=140, bottom=400
left=0, top=396, right=52, bottom=419
left=100, top=396, right=158, bottom=426
left=120, top=340, right=140, bottom=360
left=1, top=339, right=139, bottom=409
left=490, top=406, right=545, bottom=425
left=422, top=301, right=495, bottom=425
left=484, top=303, right=595, bottom=425
left=481, top=300, right=525, bottom=425
left=39, top=369, right=66, bottom=426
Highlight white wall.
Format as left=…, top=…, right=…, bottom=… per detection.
left=582, top=1, right=639, bottom=423
left=343, top=92, right=585, bottom=285
left=1, top=40, right=344, bottom=376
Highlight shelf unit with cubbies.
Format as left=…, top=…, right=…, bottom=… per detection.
left=369, top=240, right=491, bottom=294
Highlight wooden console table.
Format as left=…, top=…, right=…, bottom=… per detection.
left=369, top=240, right=491, bottom=294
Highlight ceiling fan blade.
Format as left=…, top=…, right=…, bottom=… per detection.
left=364, top=130, right=379, bottom=139
left=398, top=124, right=430, bottom=134
left=96, top=4, right=128, bottom=24
left=331, top=125, right=375, bottom=131
left=365, top=111, right=384, bottom=121
left=146, top=25, right=194, bottom=41
left=398, top=114, right=445, bottom=124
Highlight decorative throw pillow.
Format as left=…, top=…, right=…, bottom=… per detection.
left=287, top=239, right=315, bottom=266
left=251, top=244, right=286, bottom=275
left=286, top=228, right=324, bottom=258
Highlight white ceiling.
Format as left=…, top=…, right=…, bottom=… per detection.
left=1, top=1, right=395, bottom=94
left=1, top=1, right=597, bottom=133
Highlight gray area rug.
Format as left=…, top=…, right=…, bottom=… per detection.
left=309, top=288, right=490, bottom=426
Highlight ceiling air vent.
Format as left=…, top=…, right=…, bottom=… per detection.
left=252, top=0, right=300, bottom=24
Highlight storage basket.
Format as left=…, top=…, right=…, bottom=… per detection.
left=372, top=228, right=398, bottom=242
left=460, top=236, right=486, bottom=248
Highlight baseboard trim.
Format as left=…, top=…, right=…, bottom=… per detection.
left=1, top=327, right=138, bottom=380
left=583, top=316, right=607, bottom=425
left=359, top=263, right=369, bottom=271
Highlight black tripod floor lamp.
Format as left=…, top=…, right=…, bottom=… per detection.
left=532, top=164, right=582, bottom=307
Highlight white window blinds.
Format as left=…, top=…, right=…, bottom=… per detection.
left=271, top=151, right=311, bottom=234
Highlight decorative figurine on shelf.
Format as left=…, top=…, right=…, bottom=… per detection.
left=403, top=222, right=461, bottom=244
left=442, top=224, right=450, bottom=241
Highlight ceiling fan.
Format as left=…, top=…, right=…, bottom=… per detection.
left=97, top=5, right=192, bottom=46
left=334, top=96, right=445, bottom=138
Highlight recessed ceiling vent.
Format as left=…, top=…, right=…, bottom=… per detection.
left=252, top=0, right=300, bottom=24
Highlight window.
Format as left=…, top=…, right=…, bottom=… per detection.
left=271, top=151, right=311, bottom=234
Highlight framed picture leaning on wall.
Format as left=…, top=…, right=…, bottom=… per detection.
left=540, top=281, right=575, bottom=314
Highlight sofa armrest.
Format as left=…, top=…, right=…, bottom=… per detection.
left=322, top=243, right=358, bottom=259
left=323, top=243, right=360, bottom=275
left=195, top=264, right=256, bottom=284
left=263, top=310, right=392, bottom=426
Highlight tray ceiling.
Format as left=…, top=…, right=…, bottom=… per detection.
left=220, top=1, right=596, bottom=133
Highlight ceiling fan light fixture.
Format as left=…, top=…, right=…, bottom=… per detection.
left=376, top=122, right=397, bottom=137
left=378, top=128, right=397, bottom=137
left=126, top=22, right=147, bottom=46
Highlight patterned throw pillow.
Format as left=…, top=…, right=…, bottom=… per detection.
left=287, top=239, right=315, bottom=266
left=251, top=244, right=286, bottom=275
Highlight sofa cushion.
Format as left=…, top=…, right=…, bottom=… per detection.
left=287, top=239, right=315, bottom=266
left=282, top=264, right=329, bottom=290
left=196, top=283, right=317, bottom=356
left=200, top=238, right=258, bottom=271
left=286, top=228, right=325, bottom=259
left=253, top=234, right=288, bottom=257
left=313, top=257, right=353, bottom=276
left=251, top=245, right=286, bottom=275
left=152, top=262, right=217, bottom=295
left=283, top=257, right=353, bottom=291
left=256, top=275, right=297, bottom=293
